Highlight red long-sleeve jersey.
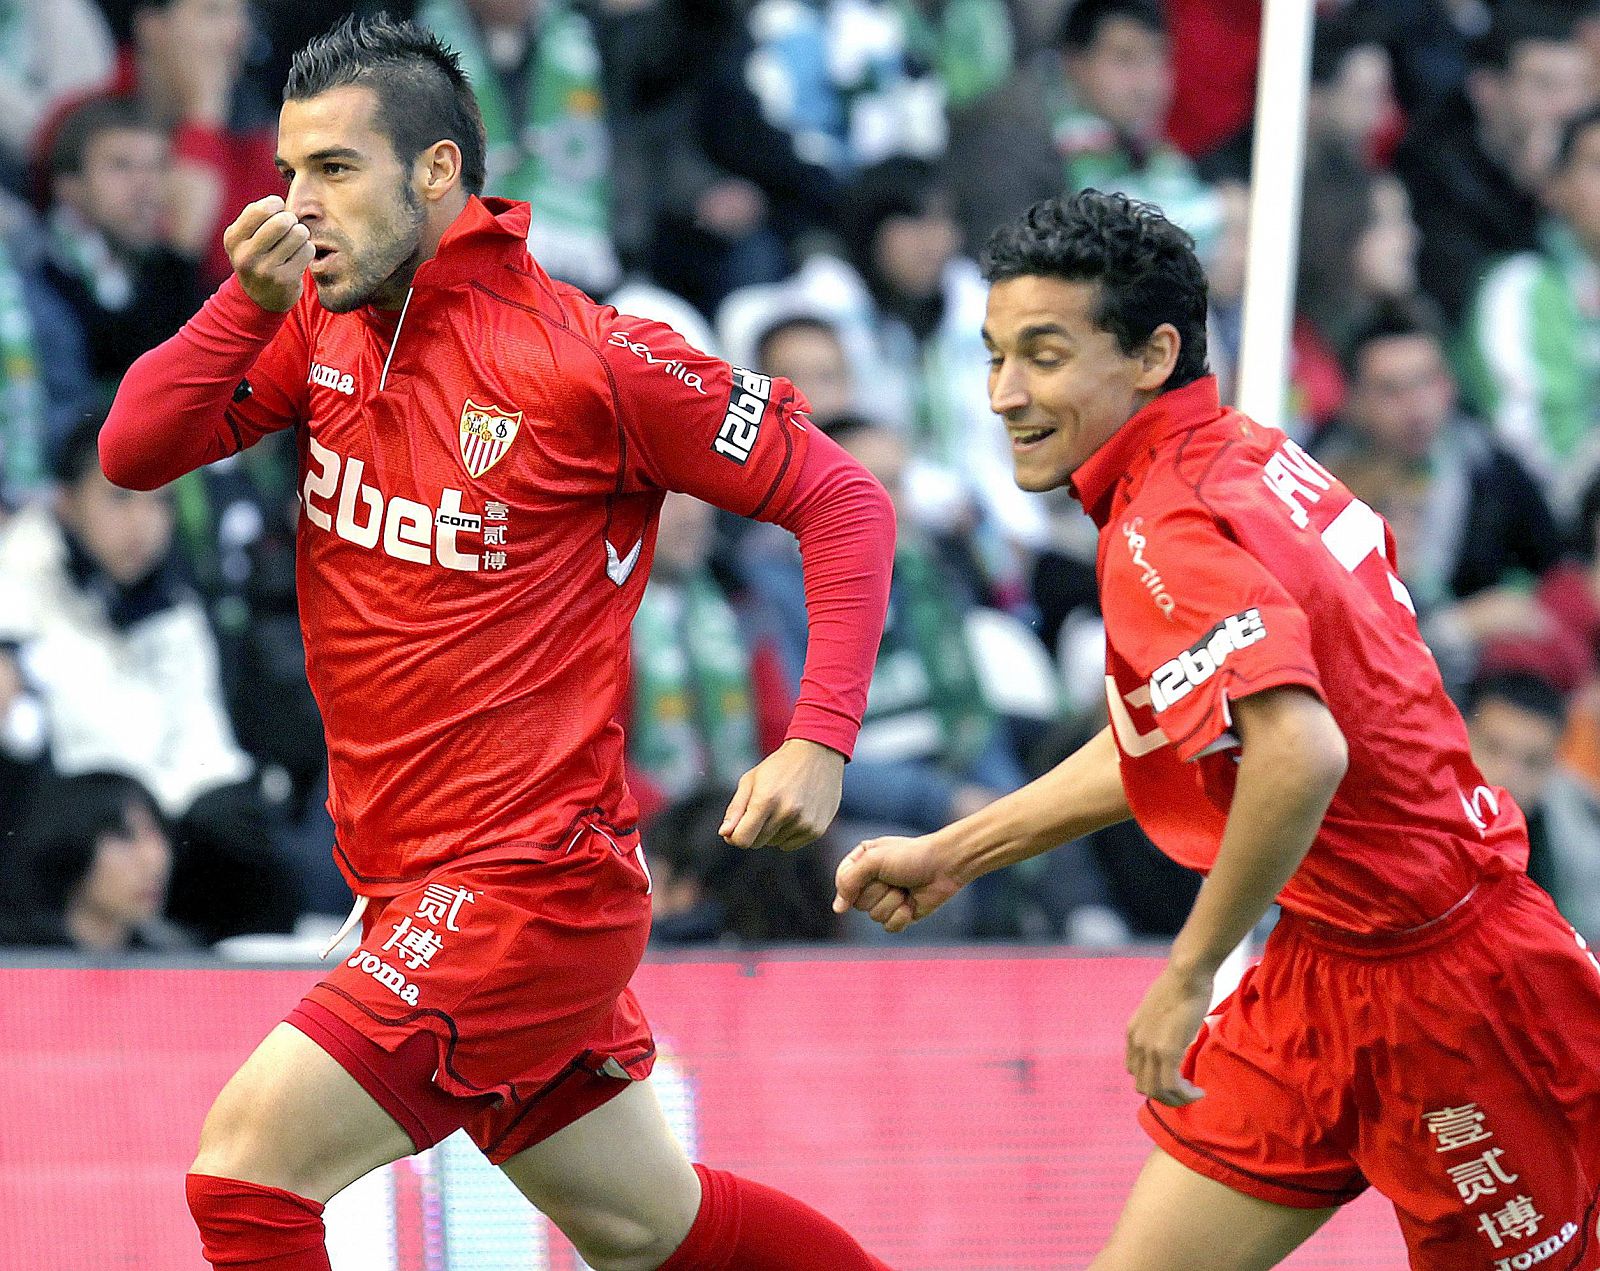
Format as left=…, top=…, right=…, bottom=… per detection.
left=102, top=197, right=894, bottom=895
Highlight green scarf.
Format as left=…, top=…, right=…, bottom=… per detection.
left=631, top=572, right=759, bottom=800
left=0, top=235, right=45, bottom=502
left=1459, top=222, right=1597, bottom=469
left=420, top=0, right=617, bottom=293
left=897, top=0, right=1014, bottom=109
left=863, top=539, right=992, bottom=770
left=1046, top=76, right=1221, bottom=259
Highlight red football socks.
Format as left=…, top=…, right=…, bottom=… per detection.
left=185, top=1174, right=331, bottom=1270
left=656, top=1163, right=893, bottom=1270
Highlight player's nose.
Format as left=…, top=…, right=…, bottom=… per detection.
left=989, top=359, right=1029, bottom=415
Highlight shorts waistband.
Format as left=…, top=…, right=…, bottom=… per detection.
left=1277, top=871, right=1519, bottom=959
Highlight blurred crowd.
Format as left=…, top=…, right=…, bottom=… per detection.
left=5, top=0, right=1600, bottom=956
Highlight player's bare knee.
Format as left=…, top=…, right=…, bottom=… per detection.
left=549, top=1206, right=682, bottom=1271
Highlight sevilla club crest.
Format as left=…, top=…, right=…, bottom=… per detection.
left=458, top=399, right=523, bottom=479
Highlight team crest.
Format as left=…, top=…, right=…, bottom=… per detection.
left=458, top=399, right=523, bottom=479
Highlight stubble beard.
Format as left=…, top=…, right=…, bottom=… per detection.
left=315, top=183, right=427, bottom=314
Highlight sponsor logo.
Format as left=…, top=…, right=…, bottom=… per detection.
left=1460, top=784, right=1501, bottom=835
left=459, top=399, right=522, bottom=479
left=309, top=362, right=356, bottom=396
left=714, top=367, right=771, bottom=464
left=346, top=949, right=421, bottom=1006
left=1149, top=609, right=1267, bottom=712
left=607, top=331, right=707, bottom=394
left=1492, top=1221, right=1578, bottom=1270
left=605, top=536, right=644, bottom=585
left=1122, top=517, right=1175, bottom=617
left=302, top=435, right=482, bottom=571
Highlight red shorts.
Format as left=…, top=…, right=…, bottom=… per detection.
left=288, top=826, right=655, bottom=1165
left=1142, top=871, right=1600, bottom=1270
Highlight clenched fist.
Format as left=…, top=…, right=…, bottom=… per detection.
left=224, top=196, right=314, bottom=312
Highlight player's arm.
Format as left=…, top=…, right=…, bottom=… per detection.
left=833, top=724, right=1130, bottom=930
left=604, top=313, right=895, bottom=853
left=100, top=196, right=314, bottom=490
left=1128, top=685, right=1347, bottom=1109
left=717, top=431, right=894, bottom=851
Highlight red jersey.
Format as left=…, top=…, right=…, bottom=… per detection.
left=1073, top=377, right=1527, bottom=933
left=102, top=197, right=893, bottom=895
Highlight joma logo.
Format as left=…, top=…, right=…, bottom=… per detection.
left=310, top=362, right=356, bottom=395
left=347, top=949, right=420, bottom=1006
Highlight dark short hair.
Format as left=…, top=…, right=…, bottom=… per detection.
left=1467, top=6, right=1577, bottom=73
left=814, top=412, right=880, bottom=447
left=50, top=97, right=161, bottom=179
left=14, top=772, right=166, bottom=914
left=980, top=190, right=1209, bottom=391
left=840, top=156, right=953, bottom=284
left=1339, top=294, right=1448, bottom=383
left=285, top=14, right=487, bottom=196
left=1058, top=0, right=1165, bottom=53
left=754, top=315, right=843, bottom=369
left=1465, top=669, right=1568, bottom=729
left=56, top=414, right=110, bottom=487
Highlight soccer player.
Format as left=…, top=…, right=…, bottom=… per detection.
left=834, top=191, right=1600, bottom=1270
left=100, top=17, right=897, bottom=1271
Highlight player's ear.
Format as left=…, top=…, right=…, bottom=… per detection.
left=1135, top=324, right=1181, bottom=392
left=416, top=139, right=462, bottom=202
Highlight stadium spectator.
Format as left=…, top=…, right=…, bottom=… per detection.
left=1305, top=12, right=1402, bottom=172
left=0, top=415, right=302, bottom=941
left=0, top=0, right=116, bottom=194
left=1394, top=6, right=1595, bottom=322
left=39, top=97, right=203, bottom=408
left=0, top=769, right=193, bottom=952
left=1313, top=297, right=1561, bottom=692
left=951, top=0, right=1220, bottom=264
left=755, top=315, right=857, bottom=428
left=628, top=491, right=783, bottom=816
left=94, top=0, right=280, bottom=286
left=606, top=3, right=840, bottom=316
left=418, top=0, right=620, bottom=296
left=1291, top=157, right=1420, bottom=433
left=1460, top=102, right=1600, bottom=518
left=839, top=156, right=1046, bottom=595
left=645, top=786, right=838, bottom=945
left=736, top=0, right=957, bottom=179
left=744, top=414, right=1116, bottom=939
left=1466, top=669, right=1600, bottom=944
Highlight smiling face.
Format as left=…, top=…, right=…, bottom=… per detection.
left=982, top=275, right=1178, bottom=492
left=277, top=85, right=430, bottom=312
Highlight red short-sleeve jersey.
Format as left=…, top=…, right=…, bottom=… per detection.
left=1073, top=378, right=1528, bottom=933
left=218, top=199, right=825, bottom=893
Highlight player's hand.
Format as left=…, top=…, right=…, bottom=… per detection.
left=1125, top=963, right=1211, bottom=1108
left=833, top=834, right=963, bottom=933
left=720, top=737, right=844, bottom=852
left=225, top=196, right=314, bottom=312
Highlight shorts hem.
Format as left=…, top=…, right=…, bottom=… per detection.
left=287, top=1001, right=455, bottom=1154
left=1139, top=1102, right=1367, bottom=1211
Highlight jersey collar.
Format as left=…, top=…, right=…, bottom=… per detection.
left=408, top=196, right=533, bottom=291
left=1069, top=375, right=1224, bottom=526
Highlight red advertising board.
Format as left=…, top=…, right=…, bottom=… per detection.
left=0, top=956, right=1406, bottom=1268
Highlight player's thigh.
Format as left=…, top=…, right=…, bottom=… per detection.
left=192, top=1022, right=414, bottom=1202
left=498, top=1078, right=700, bottom=1251
left=1091, top=1149, right=1337, bottom=1271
